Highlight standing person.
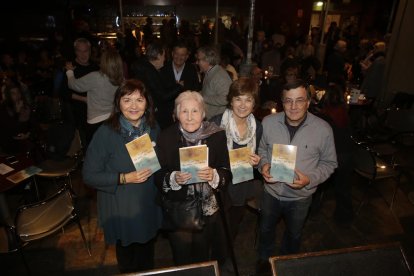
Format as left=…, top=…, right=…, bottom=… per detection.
left=66, top=48, right=124, bottom=146
left=155, top=91, right=231, bottom=266
left=210, top=77, right=262, bottom=241
left=62, top=38, right=99, bottom=146
left=256, top=79, right=337, bottom=273
left=82, top=79, right=162, bottom=273
left=160, top=41, right=201, bottom=93
left=196, top=46, right=232, bottom=119
left=325, top=40, right=348, bottom=89
left=130, top=42, right=177, bottom=129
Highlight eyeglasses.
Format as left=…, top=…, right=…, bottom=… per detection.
left=282, top=98, right=308, bottom=107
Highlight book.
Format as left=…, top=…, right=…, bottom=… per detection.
left=125, top=133, right=161, bottom=173
left=0, top=163, right=14, bottom=175
left=179, top=144, right=209, bottom=184
left=6, top=166, right=42, bottom=184
left=270, top=144, right=297, bottom=184
left=229, top=147, right=253, bottom=184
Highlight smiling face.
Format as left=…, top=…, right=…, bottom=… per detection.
left=231, top=94, right=255, bottom=120
left=177, top=98, right=204, bottom=133
left=282, top=86, right=310, bottom=126
left=172, top=47, right=189, bottom=68
left=119, top=90, right=147, bottom=127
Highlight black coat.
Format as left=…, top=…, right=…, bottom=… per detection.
left=155, top=123, right=231, bottom=202
left=160, top=61, right=201, bottom=93
left=130, top=58, right=179, bottom=129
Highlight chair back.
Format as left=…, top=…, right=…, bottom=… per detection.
left=353, top=143, right=377, bottom=179
left=66, top=130, right=83, bottom=159
left=129, top=261, right=220, bottom=276
left=384, top=109, right=414, bottom=133
left=269, top=243, right=412, bottom=276
left=15, top=185, right=75, bottom=242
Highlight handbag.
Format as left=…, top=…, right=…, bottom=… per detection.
left=161, top=184, right=205, bottom=231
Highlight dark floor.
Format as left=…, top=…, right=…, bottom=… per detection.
left=1, top=150, right=414, bottom=276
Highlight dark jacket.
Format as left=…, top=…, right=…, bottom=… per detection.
left=160, top=61, right=201, bottom=93
left=130, top=58, right=179, bottom=129
left=154, top=123, right=231, bottom=202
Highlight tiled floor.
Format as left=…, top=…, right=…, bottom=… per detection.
left=1, top=153, right=414, bottom=276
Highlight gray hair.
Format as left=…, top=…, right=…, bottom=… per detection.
left=174, top=91, right=206, bottom=119
left=73, top=37, right=91, bottom=49
left=197, top=46, right=220, bottom=66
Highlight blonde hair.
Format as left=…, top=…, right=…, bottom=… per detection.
left=174, top=91, right=206, bottom=119
left=100, top=49, right=124, bottom=86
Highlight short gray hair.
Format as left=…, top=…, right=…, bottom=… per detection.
left=197, top=46, right=220, bottom=66
left=174, top=91, right=206, bottom=119
left=74, top=37, right=91, bottom=49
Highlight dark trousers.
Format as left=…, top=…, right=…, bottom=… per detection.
left=258, top=191, right=312, bottom=259
left=168, top=212, right=227, bottom=266
left=115, top=239, right=155, bottom=273
left=86, top=122, right=102, bottom=149
left=227, top=205, right=246, bottom=241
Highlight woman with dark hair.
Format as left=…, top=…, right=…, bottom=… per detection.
left=0, top=81, right=35, bottom=154
left=82, top=79, right=162, bottom=273
left=210, top=77, right=263, bottom=240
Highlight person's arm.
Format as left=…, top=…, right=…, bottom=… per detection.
left=66, top=70, right=95, bottom=93
left=82, top=127, right=120, bottom=194
left=207, top=130, right=232, bottom=189
left=304, top=126, right=338, bottom=190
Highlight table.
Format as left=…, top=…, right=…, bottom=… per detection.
left=0, top=154, right=35, bottom=224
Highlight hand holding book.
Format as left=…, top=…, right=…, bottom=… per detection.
left=123, top=168, right=152, bottom=184
left=286, top=169, right=310, bottom=189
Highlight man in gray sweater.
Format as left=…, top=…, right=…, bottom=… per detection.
left=256, top=79, right=337, bottom=273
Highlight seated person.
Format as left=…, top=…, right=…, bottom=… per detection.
left=0, top=80, right=35, bottom=154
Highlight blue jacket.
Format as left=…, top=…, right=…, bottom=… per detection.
left=83, top=123, right=162, bottom=246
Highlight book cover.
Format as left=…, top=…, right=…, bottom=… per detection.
left=0, top=163, right=14, bottom=175
left=125, top=133, right=161, bottom=173
left=6, top=166, right=42, bottom=184
left=229, top=147, right=253, bottom=184
left=270, top=144, right=297, bottom=183
left=179, top=144, right=209, bottom=184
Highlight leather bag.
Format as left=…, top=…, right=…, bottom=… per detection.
left=161, top=184, right=205, bottom=231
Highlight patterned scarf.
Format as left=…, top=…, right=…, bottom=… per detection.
left=179, top=121, right=222, bottom=145
left=220, top=109, right=256, bottom=152
left=119, top=115, right=151, bottom=143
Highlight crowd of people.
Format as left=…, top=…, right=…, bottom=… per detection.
left=0, top=15, right=391, bottom=274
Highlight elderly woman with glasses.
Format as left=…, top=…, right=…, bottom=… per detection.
left=155, top=91, right=231, bottom=266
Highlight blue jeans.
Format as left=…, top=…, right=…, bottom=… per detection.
left=258, top=190, right=312, bottom=260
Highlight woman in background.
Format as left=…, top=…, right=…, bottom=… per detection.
left=66, top=48, right=124, bottom=146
